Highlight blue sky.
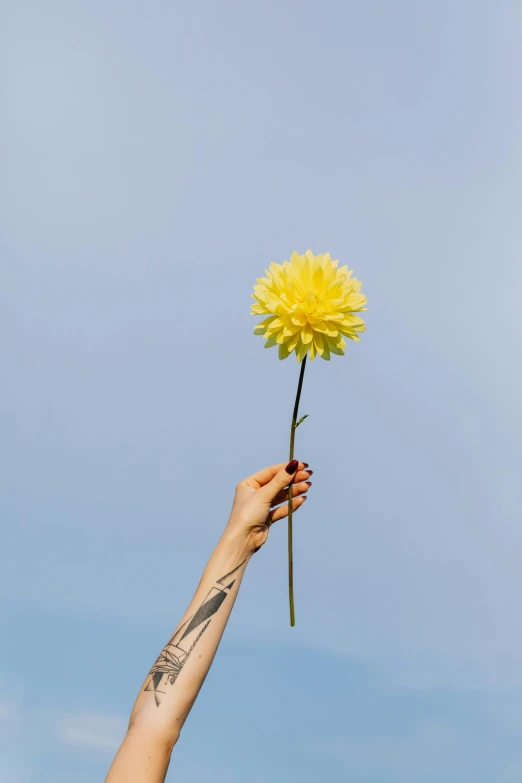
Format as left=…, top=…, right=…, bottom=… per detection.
left=2, top=0, right=522, bottom=780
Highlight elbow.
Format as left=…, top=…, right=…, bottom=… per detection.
left=127, top=718, right=181, bottom=754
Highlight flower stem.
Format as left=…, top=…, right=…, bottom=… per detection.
left=288, top=354, right=307, bottom=627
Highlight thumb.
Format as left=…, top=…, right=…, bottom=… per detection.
left=260, top=460, right=299, bottom=503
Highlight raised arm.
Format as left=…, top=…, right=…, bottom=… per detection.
left=105, top=458, right=312, bottom=783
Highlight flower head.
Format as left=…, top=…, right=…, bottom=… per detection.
left=251, top=250, right=367, bottom=361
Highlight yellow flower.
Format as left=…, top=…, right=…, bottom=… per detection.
left=251, top=250, right=367, bottom=361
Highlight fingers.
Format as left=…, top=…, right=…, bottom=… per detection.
left=270, top=478, right=312, bottom=508
left=258, top=460, right=308, bottom=503
left=249, top=461, right=309, bottom=488
left=267, top=494, right=307, bottom=525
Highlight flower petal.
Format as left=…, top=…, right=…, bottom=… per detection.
left=253, top=315, right=277, bottom=334
left=278, top=341, right=291, bottom=360
left=328, top=335, right=346, bottom=355
left=341, top=314, right=366, bottom=330
left=301, top=324, right=313, bottom=344
left=321, top=340, right=331, bottom=361
left=311, top=264, right=324, bottom=296
left=344, top=293, right=367, bottom=311
left=295, top=339, right=308, bottom=362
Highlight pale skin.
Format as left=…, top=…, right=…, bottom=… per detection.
left=105, top=459, right=312, bottom=783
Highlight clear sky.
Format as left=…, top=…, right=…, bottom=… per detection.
left=2, top=1, right=522, bottom=781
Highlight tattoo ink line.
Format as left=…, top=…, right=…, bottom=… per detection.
left=144, top=561, right=245, bottom=706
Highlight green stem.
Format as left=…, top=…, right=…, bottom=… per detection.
left=288, top=354, right=307, bottom=627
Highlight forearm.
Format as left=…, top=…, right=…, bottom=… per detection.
left=105, top=530, right=251, bottom=781
left=130, top=530, right=251, bottom=739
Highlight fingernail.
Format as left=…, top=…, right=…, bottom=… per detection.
left=286, top=459, right=299, bottom=474
left=303, top=462, right=309, bottom=468
left=306, top=481, right=312, bottom=487
left=302, top=495, right=307, bottom=501
left=307, top=470, right=313, bottom=476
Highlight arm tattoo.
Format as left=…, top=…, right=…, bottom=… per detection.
left=144, top=560, right=246, bottom=706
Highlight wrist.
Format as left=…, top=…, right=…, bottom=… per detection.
left=217, top=526, right=254, bottom=564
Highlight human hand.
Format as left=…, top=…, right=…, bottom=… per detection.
left=223, top=460, right=312, bottom=555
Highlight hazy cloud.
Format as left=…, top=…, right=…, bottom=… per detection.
left=56, top=711, right=126, bottom=754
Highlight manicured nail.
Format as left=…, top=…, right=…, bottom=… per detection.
left=303, top=462, right=309, bottom=468
left=302, top=495, right=308, bottom=501
left=286, top=459, right=299, bottom=474
left=306, top=481, right=312, bottom=487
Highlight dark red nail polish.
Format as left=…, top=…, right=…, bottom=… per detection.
left=286, top=459, right=299, bottom=474
left=303, top=462, right=309, bottom=468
